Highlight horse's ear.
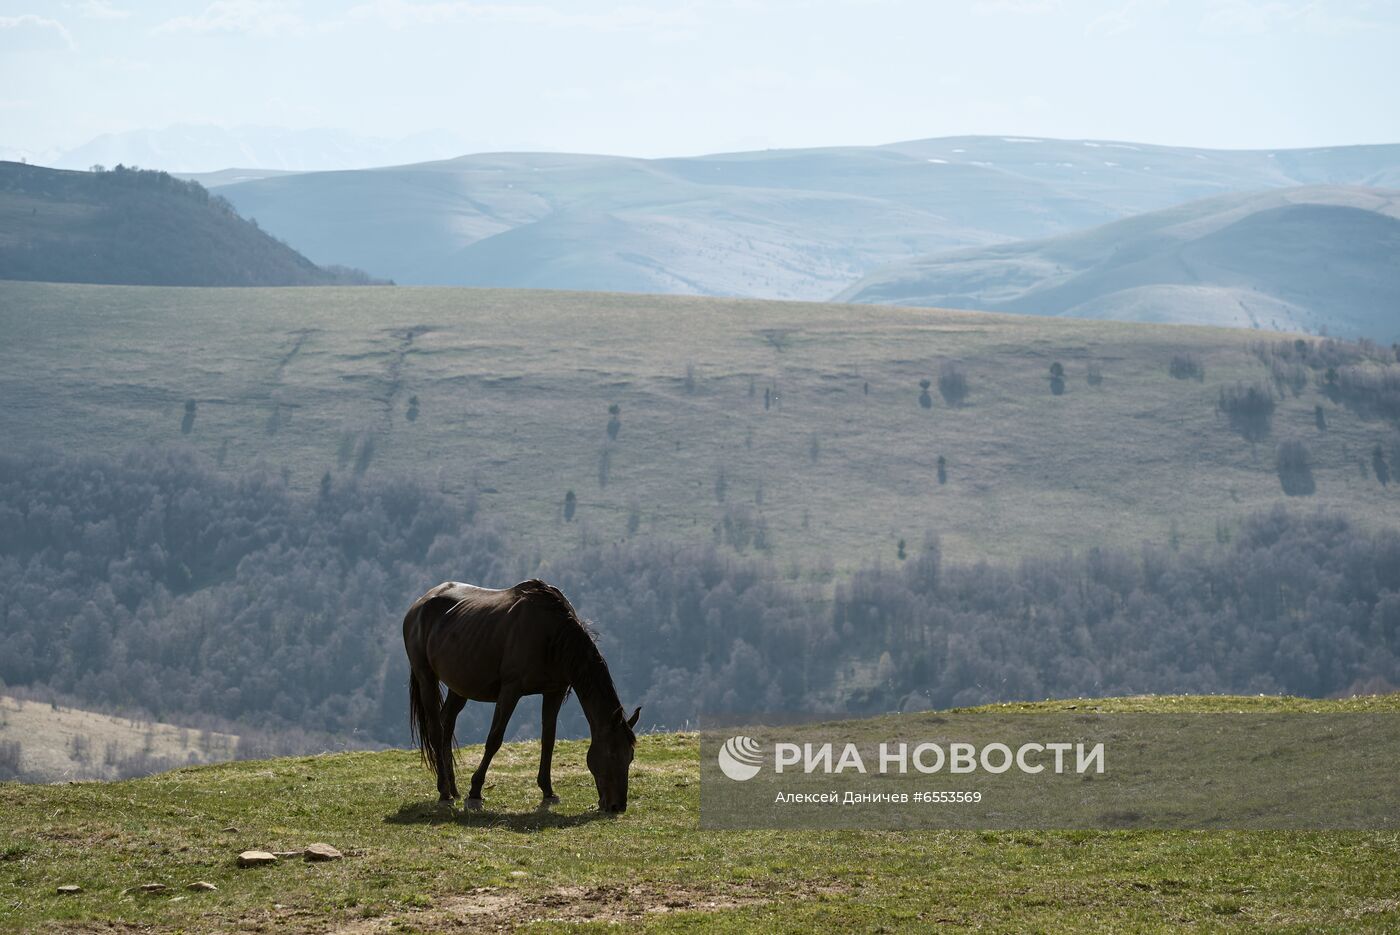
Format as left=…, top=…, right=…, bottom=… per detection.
left=626, top=705, right=641, bottom=729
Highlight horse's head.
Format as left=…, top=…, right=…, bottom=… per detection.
left=588, top=705, right=640, bottom=813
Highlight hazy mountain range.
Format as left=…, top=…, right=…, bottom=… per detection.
left=5, top=133, right=1399, bottom=338
left=197, top=137, right=1400, bottom=317
left=9, top=125, right=528, bottom=174
left=839, top=185, right=1400, bottom=342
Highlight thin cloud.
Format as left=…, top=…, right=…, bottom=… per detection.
left=346, top=0, right=700, bottom=35
left=79, top=1, right=132, bottom=20
left=972, top=0, right=1061, bottom=14
left=0, top=13, right=76, bottom=48
left=1201, top=0, right=1398, bottom=36
left=155, top=1, right=302, bottom=37
left=1086, top=0, right=1165, bottom=37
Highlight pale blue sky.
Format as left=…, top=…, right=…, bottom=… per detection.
left=3, top=0, right=1398, bottom=160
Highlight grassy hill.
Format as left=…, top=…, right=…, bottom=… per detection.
left=0, top=696, right=238, bottom=783
left=0, top=162, right=382, bottom=287
left=1, top=280, right=1397, bottom=568
left=2, top=695, right=1397, bottom=933
left=838, top=186, right=1400, bottom=342
left=203, top=137, right=1400, bottom=304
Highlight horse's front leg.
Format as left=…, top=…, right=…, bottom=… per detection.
left=537, top=689, right=567, bottom=806
left=466, top=686, right=521, bottom=810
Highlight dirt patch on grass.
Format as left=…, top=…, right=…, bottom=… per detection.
left=337, top=879, right=846, bottom=932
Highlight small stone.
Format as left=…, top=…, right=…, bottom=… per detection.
left=220, top=826, right=238, bottom=834
left=509, top=870, right=528, bottom=878
left=271, top=850, right=302, bottom=858
left=187, top=881, right=218, bottom=892
left=138, top=883, right=168, bottom=893
left=237, top=850, right=278, bottom=868
left=56, top=885, right=82, bottom=895
left=304, top=843, right=343, bottom=862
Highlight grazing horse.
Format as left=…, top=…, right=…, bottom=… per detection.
left=402, top=579, right=641, bottom=812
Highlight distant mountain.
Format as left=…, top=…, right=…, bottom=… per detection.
left=0, top=161, right=385, bottom=287
left=205, top=137, right=1400, bottom=301
left=837, top=186, right=1400, bottom=342
left=46, top=125, right=491, bottom=174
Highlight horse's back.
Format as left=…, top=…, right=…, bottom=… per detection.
left=404, top=581, right=558, bottom=701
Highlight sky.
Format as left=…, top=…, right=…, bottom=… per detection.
left=2, top=0, right=1399, bottom=166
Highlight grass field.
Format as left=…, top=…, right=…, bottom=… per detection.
left=0, top=696, right=238, bottom=783
left=1, top=695, right=1397, bottom=933
left=1, top=280, right=1396, bottom=569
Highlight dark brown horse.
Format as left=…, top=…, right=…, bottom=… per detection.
left=402, top=579, right=640, bottom=812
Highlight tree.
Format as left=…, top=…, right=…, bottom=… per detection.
left=1049, top=362, right=1066, bottom=396
left=563, top=490, right=577, bottom=522
left=1276, top=440, right=1315, bottom=496
left=936, top=455, right=947, bottom=485
left=597, top=447, right=611, bottom=488
left=181, top=400, right=197, bottom=435
left=918, top=379, right=933, bottom=409
left=938, top=363, right=968, bottom=407
left=607, top=404, right=621, bottom=440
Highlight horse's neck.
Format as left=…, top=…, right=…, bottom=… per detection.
left=569, top=654, right=622, bottom=732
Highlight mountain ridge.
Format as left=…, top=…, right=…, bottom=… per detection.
left=0, top=161, right=385, bottom=287
left=199, top=135, right=1400, bottom=306
left=838, top=184, right=1400, bottom=341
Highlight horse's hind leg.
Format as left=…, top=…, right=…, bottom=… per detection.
left=440, top=691, right=467, bottom=800
left=466, top=685, right=522, bottom=810
left=537, top=689, right=566, bottom=806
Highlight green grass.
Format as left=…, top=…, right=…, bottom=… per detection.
left=2, top=281, right=1395, bottom=571
left=2, top=695, right=1398, bottom=933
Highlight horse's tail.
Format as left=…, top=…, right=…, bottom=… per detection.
left=408, top=671, right=443, bottom=781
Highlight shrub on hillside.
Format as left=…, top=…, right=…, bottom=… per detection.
left=1218, top=383, right=1276, bottom=441
left=1170, top=353, right=1204, bottom=381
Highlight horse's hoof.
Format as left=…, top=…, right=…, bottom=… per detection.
left=539, top=795, right=560, bottom=808
left=465, top=797, right=484, bottom=811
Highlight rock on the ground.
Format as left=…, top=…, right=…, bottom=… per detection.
left=137, top=883, right=168, bottom=893
left=187, top=881, right=219, bottom=892
left=237, top=850, right=278, bottom=867
left=55, top=885, right=82, bottom=895
left=304, top=843, right=342, bottom=862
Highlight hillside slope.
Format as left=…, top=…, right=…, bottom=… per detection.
left=838, top=186, right=1400, bottom=341
left=203, top=138, right=1400, bottom=302
left=0, top=695, right=237, bottom=783
left=2, top=695, right=1397, bottom=933
left=2, top=280, right=1397, bottom=569
left=0, top=162, right=383, bottom=287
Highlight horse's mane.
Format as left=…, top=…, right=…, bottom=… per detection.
left=514, top=579, right=627, bottom=729
left=513, top=579, right=591, bottom=636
